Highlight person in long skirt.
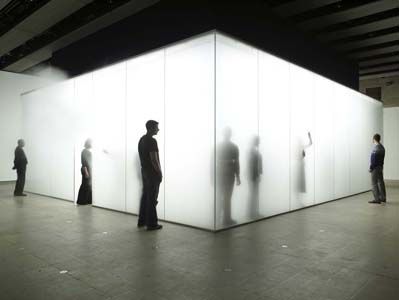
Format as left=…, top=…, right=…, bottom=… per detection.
left=77, top=139, right=92, bottom=205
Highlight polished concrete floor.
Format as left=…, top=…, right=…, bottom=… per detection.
left=0, top=182, right=398, bottom=300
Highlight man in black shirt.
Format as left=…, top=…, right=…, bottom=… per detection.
left=138, top=120, right=163, bottom=230
left=13, top=139, right=28, bottom=196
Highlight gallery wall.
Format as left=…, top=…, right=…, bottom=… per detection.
left=383, top=108, right=399, bottom=180
left=0, top=71, right=51, bottom=181
left=21, top=32, right=382, bottom=231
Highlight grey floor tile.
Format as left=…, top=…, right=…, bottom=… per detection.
left=0, top=182, right=398, bottom=300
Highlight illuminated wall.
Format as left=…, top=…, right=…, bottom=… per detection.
left=383, top=108, right=399, bottom=180
left=21, top=32, right=382, bottom=231
left=0, top=71, right=50, bottom=181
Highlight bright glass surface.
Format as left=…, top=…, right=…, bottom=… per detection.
left=258, top=52, right=290, bottom=216
left=91, top=62, right=126, bottom=211
left=360, top=98, right=383, bottom=190
left=333, top=83, right=351, bottom=198
left=383, top=108, right=399, bottom=179
left=164, top=34, right=215, bottom=229
left=23, top=81, right=75, bottom=200
left=215, top=34, right=258, bottom=229
left=314, top=75, right=334, bottom=204
left=47, top=80, right=75, bottom=200
left=22, top=90, right=51, bottom=195
left=368, top=99, right=383, bottom=184
left=349, top=91, right=370, bottom=194
left=126, top=50, right=165, bottom=218
left=289, top=64, right=315, bottom=210
left=20, top=32, right=384, bottom=230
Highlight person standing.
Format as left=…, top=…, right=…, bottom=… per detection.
left=248, top=135, right=262, bottom=218
left=137, top=120, right=163, bottom=230
left=368, top=133, right=386, bottom=204
left=13, top=139, right=28, bottom=196
left=217, top=127, right=241, bottom=226
left=77, top=139, right=93, bottom=205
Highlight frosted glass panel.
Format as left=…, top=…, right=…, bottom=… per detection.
left=368, top=100, right=382, bottom=185
left=216, top=34, right=258, bottom=229
left=23, top=90, right=51, bottom=195
left=314, top=75, right=334, bottom=204
left=23, top=81, right=74, bottom=201
left=164, top=34, right=215, bottom=229
left=47, top=81, right=75, bottom=200
left=20, top=32, right=385, bottom=231
left=258, top=52, right=290, bottom=216
left=349, top=92, right=369, bottom=194
left=74, top=74, right=94, bottom=202
left=126, top=51, right=165, bottom=218
left=289, top=65, right=315, bottom=209
left=333, top=83, right=350, bottom=198
left=373, top=101, right=383, bottom=136
left=92, top=63, right=126, bottom=211
left=383, top=108, right=399, bottom=179
left=361, top=99, right=383, bottom=189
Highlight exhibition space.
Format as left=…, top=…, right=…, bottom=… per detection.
left=21, top=32, right=382, bottom=231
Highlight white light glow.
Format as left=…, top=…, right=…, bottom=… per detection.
left=21, top=31, right=383, bottom=230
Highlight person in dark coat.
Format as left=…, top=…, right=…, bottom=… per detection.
left=137, top=120, right=163, bottom=231
left=77, top=139, right=92, bottom=205
left=13, top=139, right=28, bottom=196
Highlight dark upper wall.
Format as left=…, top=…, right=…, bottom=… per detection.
left=50, top=0, right=359, bottom=89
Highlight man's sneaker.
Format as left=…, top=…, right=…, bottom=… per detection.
left=368, top=200, right=381, bottom=204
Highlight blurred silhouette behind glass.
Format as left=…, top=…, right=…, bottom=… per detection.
left=217, top=127, right=241, bottom=226
left=77, top=139, right=92, bottom=205
left=13, top=139, right=28, bottom=196
left=248, top=136, right=262, bottom=218
left=297, top=131, right=312, bottom=193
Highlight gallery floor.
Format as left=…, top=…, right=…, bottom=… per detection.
left=0, top=182, right=398, bottom=300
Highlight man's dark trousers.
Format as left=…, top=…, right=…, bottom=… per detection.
left=14, top=168, right=26, bottom=195
left=138, top=170, right=160, bottom=227
left=371, top=166, right=386, bottom=202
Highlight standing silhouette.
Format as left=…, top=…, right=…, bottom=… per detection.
left=248, top=136, right=262, bottom=218
left=77, top=139, right=92, bottom=205
left=217, top=127, right=241, bottom=226
left=297, top=131, right=312, bottom=193
left=368, top=133, right=386, bottom=204
left=13, top=139, right=28, bottom=196
left=138, top=120, right=163, bottom=231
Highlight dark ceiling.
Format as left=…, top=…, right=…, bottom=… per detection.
left=0, top=0, right=157, bottom=72
left=266, top=0, right=398, bottom=79
left=0, top=0, right=397, bottom=80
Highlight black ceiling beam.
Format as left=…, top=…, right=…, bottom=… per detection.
left=330, top=26, right=399, bottom=44
left=344, top=40, right=399, bottom=54
left=360, top=67, right=399, bottom=76
left=0, top=0, right=132, bottom=69
left=290, top=0, right=380, bottom=23
left=314, top=8, right=399, bottom=35
left=264, top=0, right=296, bottom=8
left=0, top=0, right=51, bottom=38
left=357, top=51, right=399, bottom=62
left=359, top=61, right=399, bottom=70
